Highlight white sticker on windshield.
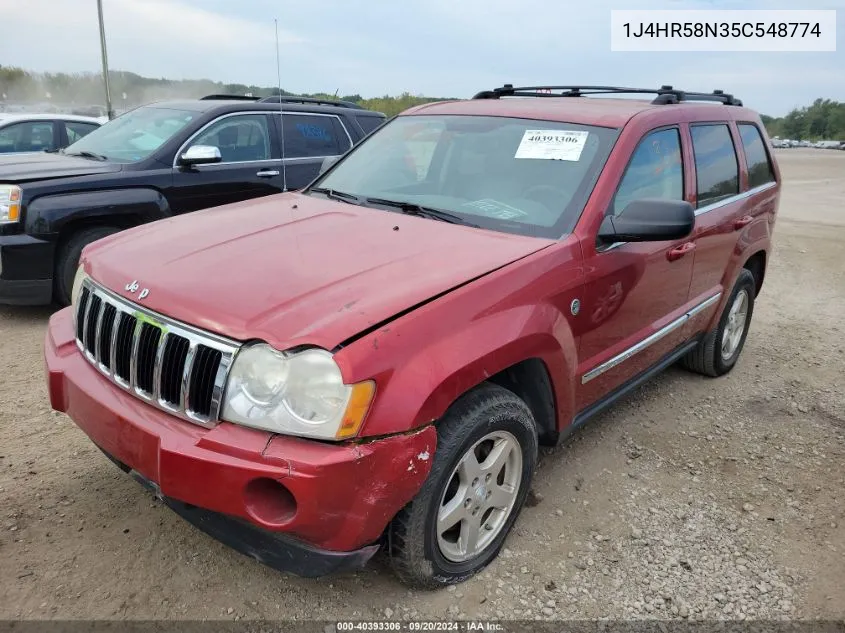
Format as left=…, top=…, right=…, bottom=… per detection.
left=515, top=130, right=589, bottom=161
left=462, top=199, right=527, bottom=220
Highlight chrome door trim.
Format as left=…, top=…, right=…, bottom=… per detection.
left=694, top=181, right=777, bottom=216
left=581, top=292, right=722, bottom=384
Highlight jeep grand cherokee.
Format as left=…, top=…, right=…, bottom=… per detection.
left=44, top=84, right=779, bottom=586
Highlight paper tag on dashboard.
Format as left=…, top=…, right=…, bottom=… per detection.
left=515, top=130, right=589, bottom=161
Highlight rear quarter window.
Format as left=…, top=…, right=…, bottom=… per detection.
left=690, top=124, right=740, bottom=207
left=738, top=123, right=776, bottom=188
left=356, top=116, right=385, bottom=136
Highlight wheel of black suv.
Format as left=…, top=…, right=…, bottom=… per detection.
left=682, top=268, right=756, bottom=377
left=389, top=383, right=538, bottom=588
left=54, top=226, right=120, bottom=306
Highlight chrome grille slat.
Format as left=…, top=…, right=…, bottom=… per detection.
left=74, top=280, right=239, bottom=428
left=152, top=332, right=169, bottom=401
left=109, top=309, right=122, bottom=380
left=128, top=317, right=143, bottom=391
left=81, top=291, right=95, bottom=354
left=181, top=342, right=197, bottom=414
left=93, top=300, right=106, bottom=364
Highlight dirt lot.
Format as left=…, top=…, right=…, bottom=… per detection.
left=1, top=149, right=843, bottom=622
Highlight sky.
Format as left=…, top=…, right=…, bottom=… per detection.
left=1, top=0, right=843, bottom=116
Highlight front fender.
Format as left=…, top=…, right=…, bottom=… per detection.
left=345, top=303, right=578, bottom=438
left=25, top=188, right=170, bottom=236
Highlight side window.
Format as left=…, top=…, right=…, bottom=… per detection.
left=690, top=124, right=739, bottom=207
left=0, top=121, right=56, bottom=153
left=738, top=123, right=775, bottom=188
left=283, top=114, right=343, bottom=158
left=65, top=121, right=99, bottom=144
left=612, top=128, right=683, bottom=216
left=190, top=114, right=271, bottom=163
left=356, top=116, right=385, bottom=135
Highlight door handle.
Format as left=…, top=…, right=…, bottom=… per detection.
left=733, top=215, right=753, bottom=230
left=256, top=169, right=280, bottom=178
left=667, top=242, right=696, bottom=262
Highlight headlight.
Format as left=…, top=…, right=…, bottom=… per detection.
left=0, top=185, right=22, bottom=224
left=222, top=344, right=375, bottom=440
left=71, top=265, right=89, bottom=311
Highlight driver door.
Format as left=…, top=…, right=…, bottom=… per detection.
left=576, top=126, right=695, bottom=410
left=169, top=113, right=283, bottom=214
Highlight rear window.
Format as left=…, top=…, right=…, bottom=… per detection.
left=690, top=124, right=740, bottom=207
left=738, top=123, right=776, bottom=188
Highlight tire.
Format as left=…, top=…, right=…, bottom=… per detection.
left=389, top=383, right=538, bottom=588
left=682, top=268, right=756, bottom=377
left=54, top=226, right=120, bottom=306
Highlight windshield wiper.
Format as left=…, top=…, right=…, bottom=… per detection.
left=364, top=197, right=478, bottom=227
left=309, top=187, right=361, bottom=204
left=64, top=150, right=108, bottom=161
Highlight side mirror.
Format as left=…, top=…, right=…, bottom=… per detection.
left=319, top=155, right=340, bottom=175
left=598, top=198, right=695, bottom=243
left=178, top=145, right=222, bottom=167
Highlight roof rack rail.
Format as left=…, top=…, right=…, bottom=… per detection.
left=257, top=95, right=364, bottom=110
left=472, top=84, right=743, bottom=106
left=199, top=94, right=262, bottom=101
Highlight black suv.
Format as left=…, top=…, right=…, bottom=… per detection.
left=0, top=95, right=385, bottom=306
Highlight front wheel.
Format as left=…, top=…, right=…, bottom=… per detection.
left=54, top=226, right=120, bottom=306
left=389, top=383, right=538, bottom=588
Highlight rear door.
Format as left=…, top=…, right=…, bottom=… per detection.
left=169, top=112, right=283, bottom=214
left=684, top=122, right=777, bottom=332
left=275, top=113, right=352, bottom=190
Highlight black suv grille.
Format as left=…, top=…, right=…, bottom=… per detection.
left=74, top=280, right=238, bottom=426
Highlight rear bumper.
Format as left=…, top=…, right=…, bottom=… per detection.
left=45, top=307, right=437, bottom=571
left=0, top=233, right=54, bottom=305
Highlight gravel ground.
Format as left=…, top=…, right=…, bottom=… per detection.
left=1, top=149, right=843, bottom=621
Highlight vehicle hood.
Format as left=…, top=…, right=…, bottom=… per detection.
left=0, top=152, right=122, bottom=183
left=84, top=193, right=554, bottom=350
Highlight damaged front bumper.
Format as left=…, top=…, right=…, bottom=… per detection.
left=44, top=307, right=438, bottom=576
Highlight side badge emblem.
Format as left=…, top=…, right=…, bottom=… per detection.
left=571, top=298, right=581, bottom=316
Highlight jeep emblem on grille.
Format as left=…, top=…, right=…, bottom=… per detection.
left=125, top=280, right=150, bottom=300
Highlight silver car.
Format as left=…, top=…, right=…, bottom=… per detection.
left=0, top=113, right=103, bottom=155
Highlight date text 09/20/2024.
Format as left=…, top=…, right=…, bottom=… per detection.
left=334, top=622, right=503, bottom=631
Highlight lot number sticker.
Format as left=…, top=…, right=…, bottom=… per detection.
left=515, top=130, right=589, bottom=161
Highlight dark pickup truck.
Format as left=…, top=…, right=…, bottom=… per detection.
left=0, top=95, right=385, bottom=306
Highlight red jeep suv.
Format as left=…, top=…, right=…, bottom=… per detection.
left=44, top=84, right=780, bottom=587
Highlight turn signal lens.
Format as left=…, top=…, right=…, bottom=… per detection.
left=336, top=380, right=376, bottom=439
left=0, top=185, right=22, bottom=224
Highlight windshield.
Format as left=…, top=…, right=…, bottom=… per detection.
left=312, top=115, right=618, bottom=238
left=63, top=106, right=197, bottom=163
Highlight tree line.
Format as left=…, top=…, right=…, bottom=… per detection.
left=2, top=65, right=842, bottom=138
left=761, top=99, right=845, bottom=141
left=0, top=66, right=447, bottom=118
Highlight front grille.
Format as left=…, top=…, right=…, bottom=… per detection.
left=74, top=280, right=239, bottom=427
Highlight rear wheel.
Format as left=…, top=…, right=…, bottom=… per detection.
left=682, top=268, right=756, bottom=377
left=54, top=226, right=120, bottom=306
left=389, top=383, right=538, bottom=588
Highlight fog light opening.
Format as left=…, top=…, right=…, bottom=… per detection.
left=243, top=478, right=297, bottom=526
